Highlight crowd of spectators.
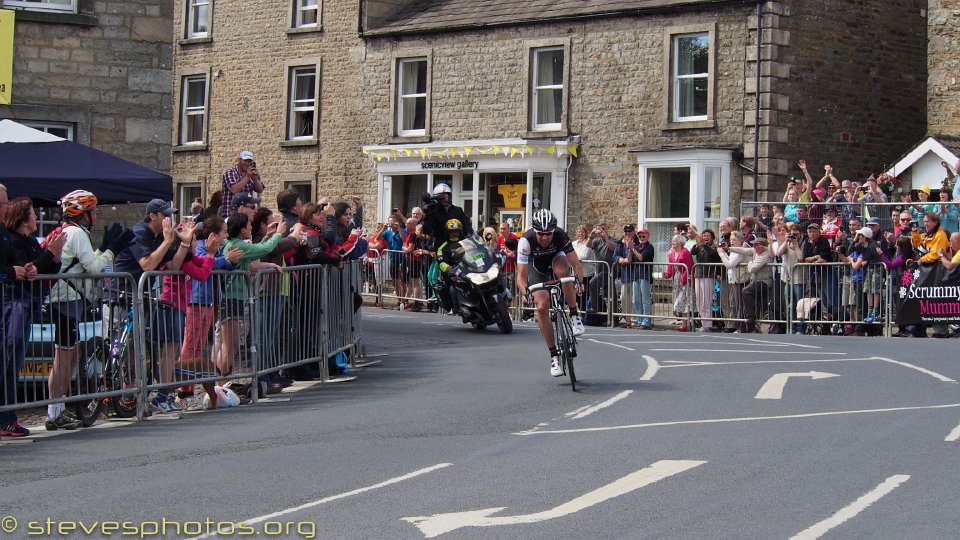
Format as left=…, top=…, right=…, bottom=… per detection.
left=0, top=150, right=370, bottom=436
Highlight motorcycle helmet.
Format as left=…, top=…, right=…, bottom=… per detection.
left=531, top=208, right=557, bottom=233
left=60, top=189, right=98, bottom=218
left=445, top=218, right=463, bottom=240
left=433, top=183, right=452, bottom=196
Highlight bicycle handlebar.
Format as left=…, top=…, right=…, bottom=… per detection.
left=527, top=276, right=578, bottom=293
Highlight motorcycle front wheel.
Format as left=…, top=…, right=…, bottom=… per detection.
left=494, top=301, right=513, bottom=334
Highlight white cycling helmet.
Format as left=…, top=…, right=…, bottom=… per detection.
left=433, top=183, right=452, bottom=195
left=531, top=208, right=557, bottom=233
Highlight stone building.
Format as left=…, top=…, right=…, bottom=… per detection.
left=170, top=0, right=926, bottom=256
left=928, top=0, right=959, bottom=137
left=883, top=1, right=958, bottom=192
left=0, top=0, right=172, bottom=187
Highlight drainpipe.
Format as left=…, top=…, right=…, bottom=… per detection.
left=753, top=0, right=762, bottom=202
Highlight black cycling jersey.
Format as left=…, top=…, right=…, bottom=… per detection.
left=517, top=227, right=574, bottom=275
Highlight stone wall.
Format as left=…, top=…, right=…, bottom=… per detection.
left=1, top=0, right=173, bottom=174
left=928, top=0, right=960, bottom=136
left=770, top=0, right=927, bottom=191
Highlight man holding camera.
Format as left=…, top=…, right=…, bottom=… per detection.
left=220, top=150, right=265, bottom=218
left=420, top=183, right=472, bottom=249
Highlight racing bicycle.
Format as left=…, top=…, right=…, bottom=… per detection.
left=527, top=276, right=578, bottom=391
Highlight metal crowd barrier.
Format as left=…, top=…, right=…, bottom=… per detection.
left=0, top=272, right=143, bottom=423
left=787, top=262, right=891, bottom=336
left=0, top=263, right=366, bottom=424
left=378, top=248, right=435, bottom=311
left=606, top=262, right=692, bottom=329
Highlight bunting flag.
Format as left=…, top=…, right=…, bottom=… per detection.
left=362, top=143, right=580, bottom=162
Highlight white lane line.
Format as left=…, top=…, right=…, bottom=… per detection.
left=873, top=357, right=957, bottom=383
left=187, top=463, right=452, bottom=540
left=660, top=357, right=877, bottom=368
left=513, top=403, right=960, bottom=435
left=649, top=349, right=846, bottom=354
left=640, top=355, right=660, bottom=381
left=714, top=336, right=822, bottom=349
left=586, top=338, right=635, bottom=351
left=620, top=340, right=796, bottom=347
left=789, top=475, right=910, bottom=540
left=569, top=391, right=634, bottom=419
left=945, top=422, right=960, bottom=442
left=402, top=460, right=707, bottom=538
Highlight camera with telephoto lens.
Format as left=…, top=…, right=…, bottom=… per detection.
left=420, top=192, right=442, bottom=214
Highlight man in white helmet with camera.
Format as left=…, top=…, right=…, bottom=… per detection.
left=420, top=183, right=473, bottom=250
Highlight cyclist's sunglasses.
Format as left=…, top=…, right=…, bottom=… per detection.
left=535, top=231, right=554, bottom=237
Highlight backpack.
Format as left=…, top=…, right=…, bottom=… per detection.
left=39, top=223, right=79, bottom=291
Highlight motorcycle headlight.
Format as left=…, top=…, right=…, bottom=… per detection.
left=467, top=265, right=500, bottom=285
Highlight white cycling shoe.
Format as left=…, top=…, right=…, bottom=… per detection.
left=550, top=356, right=563, bottom=377
left=571, top=314, right=586, bottom=336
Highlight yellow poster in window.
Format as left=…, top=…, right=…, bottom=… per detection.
left=0, top=9, right=13, bottom=105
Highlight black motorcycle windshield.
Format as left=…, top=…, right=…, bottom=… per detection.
left=457, top=237, right=495, bottom=272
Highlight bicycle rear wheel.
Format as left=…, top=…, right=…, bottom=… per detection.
left=71, top=338, right=106, bottom=427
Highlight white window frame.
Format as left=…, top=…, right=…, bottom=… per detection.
left=287, top=65, right=319, bottom=140
left=531, top=46, right=564, bottom=131
left=396, top=57, right=428, bottom=137
left=178, top=72, right=209, bottom=146
left=292, top=0, right=319, bottom=29
left=178, top=183, right=203, bottom=218
left=21, top=121, right=74, bottom=141
left=672, top=32, right=710, bottom=122
left=185, top=0, right=211, bottom=39
left=2, top=0, right=76, bottom=13
left=635, top=149, right=732, bottom=263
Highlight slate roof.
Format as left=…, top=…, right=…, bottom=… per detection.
left=935, top=134, right=960, bottom=157
left=365, top=0, right=745, bottom=35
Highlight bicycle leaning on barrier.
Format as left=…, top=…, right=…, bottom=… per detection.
left=527, top=276, right=580, bottom=391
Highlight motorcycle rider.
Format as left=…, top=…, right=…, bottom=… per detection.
left=421, top=183, right=473, bottom=248
left=517, top=209, right=586, bottom=377
left=434, top=218, right=466, bottom=313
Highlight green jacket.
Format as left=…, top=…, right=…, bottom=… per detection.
left=223, top=234, right=283, bottom=300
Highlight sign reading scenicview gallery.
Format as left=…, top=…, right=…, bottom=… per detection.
left=0, top=9, right=13, bottom=105
left=420, top=160, right=479, bottom=170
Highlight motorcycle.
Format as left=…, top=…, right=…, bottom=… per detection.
left=438, top=236, right=513, bottom=334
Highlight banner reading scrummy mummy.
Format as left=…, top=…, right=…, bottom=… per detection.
left=895, top=264, right=960, bottom=325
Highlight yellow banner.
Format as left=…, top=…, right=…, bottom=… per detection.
left=0, top=9, right=13, bottom=105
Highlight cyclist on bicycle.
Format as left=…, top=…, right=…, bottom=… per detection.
left=516, top=209, right=586, bottom=377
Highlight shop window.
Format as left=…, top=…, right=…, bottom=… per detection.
left=385, top=174, right=428, bottom=219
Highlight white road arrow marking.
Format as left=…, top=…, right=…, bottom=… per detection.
left=755, top=371, right=840, bottom=400
left=401, top=459, right=706, bottom=538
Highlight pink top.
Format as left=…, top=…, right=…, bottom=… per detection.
left=159, top=254, right=215, bottom=310
left=664, top=247, right=694, bottom=286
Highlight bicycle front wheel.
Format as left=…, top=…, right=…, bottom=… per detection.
left=555, top=313, right=576, bottom=391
